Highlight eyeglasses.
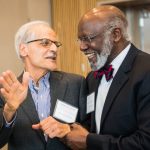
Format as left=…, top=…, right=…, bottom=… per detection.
left=26, top=38, right=62, bottom=48
left=78, top=32, right=103, bottom=44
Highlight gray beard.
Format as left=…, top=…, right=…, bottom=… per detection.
left=89, top=52, right=108, bottom=71
left=89, top=37, right=113, bottom=71
left=83, top=29, right=114, bottom=71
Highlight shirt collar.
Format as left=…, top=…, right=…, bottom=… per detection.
left=29, top=72, right=50, bottom=91
left=111, top=43, right=131, bottom=77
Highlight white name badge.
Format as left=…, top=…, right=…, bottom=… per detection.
left=87, top=92, right=95, bottom=114
left=53, top=99, right=78, bottom=123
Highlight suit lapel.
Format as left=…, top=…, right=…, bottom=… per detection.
left=18, top=74, right=40, bottom=125
left=21, top=90, right=46, bottom=143
left=17, top=73, right=46, bottom=142
left=49, top=71, right=68, bottom=115
left=21, top=90, right=39, bottom=123
left=100, top=44, right=139, bottom=131
left=100, top=70, right=128, bottom=130
left=87, top=72, right=101, bottom=132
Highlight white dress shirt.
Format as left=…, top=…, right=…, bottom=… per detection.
left=95, top=44, right=131, bottom=133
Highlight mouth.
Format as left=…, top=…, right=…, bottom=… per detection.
left=45, top=56, right=56, bottom=60
left=84, top=50, right=97, bottom=62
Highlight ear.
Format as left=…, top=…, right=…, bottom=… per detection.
left=112, top=28, right=122, bottom=42
left=19, top=43, right=28, bottom=57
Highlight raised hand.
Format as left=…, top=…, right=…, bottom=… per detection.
left=0, top=70, right=29, bottom=121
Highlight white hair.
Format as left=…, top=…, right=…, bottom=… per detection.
left=104, top=16, right=129, bottom=41
left=15, top=20, right=50, bottom=59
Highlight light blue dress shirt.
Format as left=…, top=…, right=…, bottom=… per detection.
left=29, top=72, right=51, bottom=121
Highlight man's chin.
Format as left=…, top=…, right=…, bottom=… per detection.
left=47, top=65, right=57, bottom=71
left=90, top=63, right=102, bottom=71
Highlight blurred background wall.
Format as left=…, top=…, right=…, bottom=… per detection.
left=0, top=0, right=51, bottom=76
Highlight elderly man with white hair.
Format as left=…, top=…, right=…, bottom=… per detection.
left=0, top=21, right=87, bottom=150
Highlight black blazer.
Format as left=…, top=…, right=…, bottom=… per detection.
left=86, top=44, right=150, bottom=150
left=0, top=71, right=87, bottom=150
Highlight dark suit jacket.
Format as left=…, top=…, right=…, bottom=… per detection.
left=86, top=44, right=150, bottom=150
left=0, top=71, right=87, bottom=150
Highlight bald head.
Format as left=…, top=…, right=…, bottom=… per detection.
left=80, top=5, right=127, bottom=27
left=78, top=5, right=129, bottom=41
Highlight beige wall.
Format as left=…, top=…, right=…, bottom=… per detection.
left=0, top=0, right=50, bottom=76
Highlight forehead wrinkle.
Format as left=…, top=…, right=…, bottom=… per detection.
left=27, top=25, right=56, bottom=41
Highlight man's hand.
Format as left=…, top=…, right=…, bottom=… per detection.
left=66, top=123, right=89, bottom=150
left=32, top=116, right=70, bottom=138
left=0, top=70, right=29, bottom=121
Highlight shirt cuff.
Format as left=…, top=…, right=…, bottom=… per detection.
left=3, top=111, right=17, bottom=128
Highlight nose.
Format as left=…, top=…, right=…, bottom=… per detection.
left=79, top=41, right=89, bottom=52
left=47, top=44, right=57, bottom=55
left=50, top=42, right=58, bottom=51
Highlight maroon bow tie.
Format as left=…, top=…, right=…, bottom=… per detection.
left=94, top=65, right=114, bottom=81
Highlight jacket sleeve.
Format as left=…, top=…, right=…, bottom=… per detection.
left=0, top=98, right=14, bottom=148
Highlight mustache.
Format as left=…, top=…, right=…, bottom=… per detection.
left=45, top=51, right=57, bottom=59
